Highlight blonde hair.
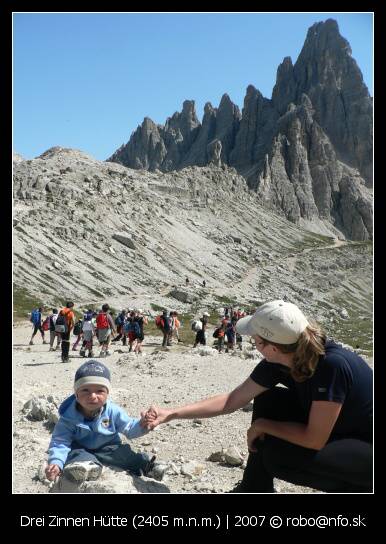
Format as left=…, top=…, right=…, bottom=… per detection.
left=260, top=321, right=326, bottom=382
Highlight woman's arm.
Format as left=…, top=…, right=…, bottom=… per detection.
left=248, top=400, right=343, bottom=451
left=143, top=378, right=267, bottom=429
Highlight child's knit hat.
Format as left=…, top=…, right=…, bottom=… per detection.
left=74, top=360, right=111, bottom=393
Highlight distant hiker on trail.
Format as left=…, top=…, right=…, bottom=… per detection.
left=56, top=302, right=75, bottom=363
left=225, top=320, right=236, bottom=352
left=224, top=307, right=229, bottom=319
left=202, top=280, right=206, bottom=288
left=96, top=304, right=116, bottom=358
left=48, top=308, right=61, bottom=351
left=213, top=321, right=226, bottom=353
left=124, top=311, right=140, bottom=353
left=79, top=314, right=96, bottom=358
left=171, top=311, right=181, bottom=343
left=112, top=309, right=127, bottom=345
left=185, top=277, right=190, bottom=286
left=134, top=309, right=147, bottom=355
left=45, top=360, right=168, bottom=484
left=157, top=309, right=172, bottom=348
left=142, top=300, right=373, bottom=493
left=193, top=312, right=210, bottom=347
left=72, top=318, right=84, bottom=351
left=29, top=307, right=47, bottom=345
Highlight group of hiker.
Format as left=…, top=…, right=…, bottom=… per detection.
left=191, top=307, right=247, bottom=352
left=28, top=303, right=150, bottom=362
left=29, top=304, right=251, bottom=360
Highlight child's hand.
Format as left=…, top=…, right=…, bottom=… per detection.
left=45, top=464, right=61, bottom=481
left=141, top=406, right=172, bottom=429
left=140, top=407, right=156, bottom=428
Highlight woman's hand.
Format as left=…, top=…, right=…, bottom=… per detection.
left=45, top=464, right=61, bottom=481
left=247, top=419, right=266, bottom=452
left=140, top=406, right=173, bottom=430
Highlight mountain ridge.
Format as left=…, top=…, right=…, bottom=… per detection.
left=107, top=19, right=372, bottom=241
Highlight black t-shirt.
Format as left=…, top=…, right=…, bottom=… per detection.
left=249, top=341, right=373, bottom=441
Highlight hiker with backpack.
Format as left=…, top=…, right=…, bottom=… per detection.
left=122, top=311, right=140, bottom=353
left=48, top=308, right=61, bottom=351
left=142, top=300, right=373, bottom=494
left=72, top=318, right=84, bottom=351
left=56, top=302, right=75, bottom=363
left=225, top=317, right=237, bottom=353
left=112, top=309, right=127, bottom=345
left=79, top=313, right=96, bottom=358
left=193, top=312, right=210, bottom=348
left=213, top=322, right=226, bottom=353
left=133, top=309, right=147, bottom=355
left=96, top=304, right=116, bottom=358
left=156, top=310, right=172, bottom=348
left=29, top=307, right=47, bottom=345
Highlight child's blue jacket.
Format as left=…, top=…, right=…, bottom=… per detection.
left=47, top=395, right=148, bottom=469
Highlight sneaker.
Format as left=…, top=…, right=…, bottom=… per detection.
left=72, top=347, right=78, bottom=351
left=88, top=351, right=94, bottom=357
left=105, top=350, right=111, bottom=356
left=29, top=341, right=34, bottom=345
left=79, top=350, right=86, bottom=357
left=49, top=347, right=54, bottom=352
left=62, top=358, right=70, bottom=363
left=63, top=461, right=102, bottom=483
left=99, top=351, right=105, bottom=358
left=43, top=340, right=47, bottom=344
left=142, top=456, right=168, bottom=481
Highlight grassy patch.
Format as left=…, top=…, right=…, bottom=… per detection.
left=13, top=286, right=45, bottom=320
left=216, top=295, right=237, bottom=306
left=150, top=303, right=165, bottom=312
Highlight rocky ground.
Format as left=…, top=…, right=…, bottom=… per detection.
left=13, top=148, right=373, bottom=494
left=14, top=320, right=363, bottom=495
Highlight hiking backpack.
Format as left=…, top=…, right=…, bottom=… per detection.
left=124, top=320, right=140, bottom=337
left=30, top=309, right=41, bottom=325
left=73, top=320, right=83, bottom=336
left=55, top=313, right=67, bottom=334
left=115, top=315, right=123, bottom=326
left=42, top=316, right=50, bottom=331
left=155, top=315, right=164, bottom=329
left=191, top=320, right=202, bottom=332
left=96, top=312, right=109, bottom=329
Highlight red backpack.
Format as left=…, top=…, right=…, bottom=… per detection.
left=42, top=316, right=50, bottom=331
left=96, top=312, right=109, bottom=329
left=155, top=315, right=164, bottom=329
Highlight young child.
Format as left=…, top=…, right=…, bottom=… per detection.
left=45, top=360, right=167, bottom=483
left=79, top=314, right=95, bottom=357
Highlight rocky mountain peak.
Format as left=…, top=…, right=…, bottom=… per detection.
left=106, top=19, right=372, bottom=239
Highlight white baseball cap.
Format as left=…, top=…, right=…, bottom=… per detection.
left=235, top=300, right=309, bottom=344
left=203, top=312, right=210, bottom=317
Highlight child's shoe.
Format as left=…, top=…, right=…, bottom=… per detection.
left=63, top=461, right=102, bottom=483
left=142, top=456, right=168, bottom=481
left=88, top=351, right=94, bottom=357
left=79, top=349, right=86, bottom=357
left=29, top=340, right=34, bottom=345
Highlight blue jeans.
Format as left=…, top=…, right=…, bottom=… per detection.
left=65, top=444, right=150, bottom=475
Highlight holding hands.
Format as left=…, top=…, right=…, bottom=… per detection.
left=140, top=405, right=173, bottom=430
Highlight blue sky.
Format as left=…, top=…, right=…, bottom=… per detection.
left=13, top=12, right=373, bottom=161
